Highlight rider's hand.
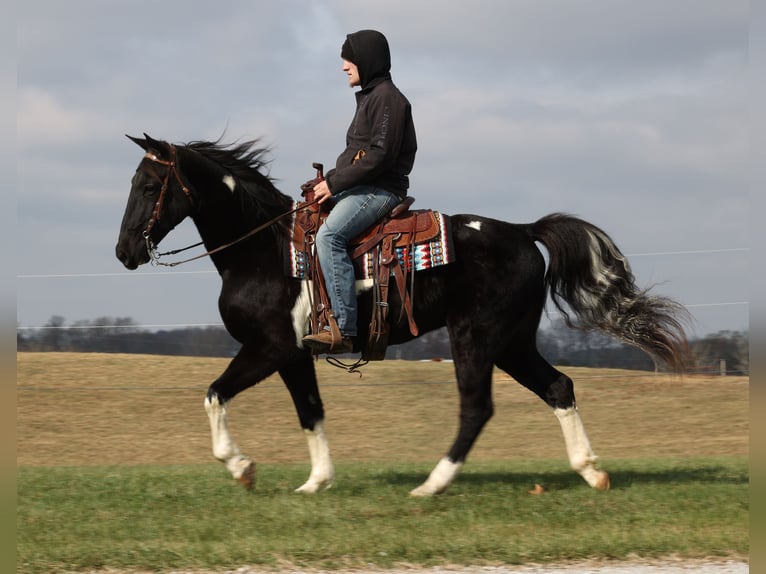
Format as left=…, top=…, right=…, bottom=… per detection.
left=313, top=180, right=333, bottom=204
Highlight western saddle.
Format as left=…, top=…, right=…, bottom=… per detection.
left=293, top=163, right=442, bottom=361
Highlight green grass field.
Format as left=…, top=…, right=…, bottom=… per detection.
left=16, top=353, right=749, bottom=573
left=17, top=458, right=749, bottom=573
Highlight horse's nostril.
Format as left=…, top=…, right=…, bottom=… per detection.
left=115, top=245, right=136, bottom=269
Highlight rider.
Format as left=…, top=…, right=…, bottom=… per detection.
left=303, top=29, right=417, bottom=354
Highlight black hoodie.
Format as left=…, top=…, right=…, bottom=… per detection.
left=324, top=30, right=417, bottom=199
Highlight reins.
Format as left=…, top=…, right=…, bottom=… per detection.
left=149, top=200, right=318, bottom=267
left=141, top=147, right=318, bottom=267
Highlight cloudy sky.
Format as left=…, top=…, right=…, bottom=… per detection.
left=16, top=0, right=749, bottom=339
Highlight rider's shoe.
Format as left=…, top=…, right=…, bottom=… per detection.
left=302, top=330, right=354, bottom=354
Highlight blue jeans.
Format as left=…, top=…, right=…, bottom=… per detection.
left=316, top=185, right=400, bottom=337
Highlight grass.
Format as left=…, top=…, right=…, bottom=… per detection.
left=16, top=353, right=750, bottom=572
left=17, top=458, right=749, bottom=573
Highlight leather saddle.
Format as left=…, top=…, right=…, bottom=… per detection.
left=292, top=164, right=442, bottom=360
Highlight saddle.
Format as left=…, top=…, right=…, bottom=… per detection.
left=292, top=164, right=444, bottom=361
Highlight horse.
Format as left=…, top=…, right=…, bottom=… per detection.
left=116, top=134, right=689, bottom=496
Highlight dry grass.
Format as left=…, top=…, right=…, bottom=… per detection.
left=16, top=352, right=749, bottom=468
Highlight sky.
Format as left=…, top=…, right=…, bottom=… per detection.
left=15, top=0, right=750, bottom=340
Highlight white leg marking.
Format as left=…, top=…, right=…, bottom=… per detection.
left=204, top=395, right=253, bottom=481
left=222, top=175, right=236, bottom=192
left=410, top=457, right=463, bottom=497
left=295, top=420, right=335, bottom=493
left=465, top=220, right=482, bottom=231
left=554, top=407, right=610, bottom=490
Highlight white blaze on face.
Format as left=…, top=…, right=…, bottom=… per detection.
left=223, top=175, right=236, bottom=193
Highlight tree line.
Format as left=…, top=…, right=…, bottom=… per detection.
left=17, top=315, right=749, bottom=375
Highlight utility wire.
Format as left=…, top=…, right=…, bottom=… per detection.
left=16, top=247, right=749, bottom=280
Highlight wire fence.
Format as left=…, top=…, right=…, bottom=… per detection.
left=16, top=246, right=750, bottom=378
left=17, top=365, right=751, bottom=395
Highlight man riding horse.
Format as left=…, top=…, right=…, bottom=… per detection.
left=303, top=29, right=417, bottom=355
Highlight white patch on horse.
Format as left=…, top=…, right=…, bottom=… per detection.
left=291, top=279, right=374, bottom=348
left=291, top=280, right=313, bottom=347
left=554, top=406, right=609, bottom=489
left=204, top=394, right=252, bottom=480
left=355, top=278, right=374, bottom=294
left=222, top=175, right=236, bottom=193
left=465, top=220, right=482, bottom=231
left=295, top=420, right=335, bottom=493
left=410, top=457, right=463, bottom=496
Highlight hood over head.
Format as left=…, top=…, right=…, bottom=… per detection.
left=341, top=29, right=391, bottom=90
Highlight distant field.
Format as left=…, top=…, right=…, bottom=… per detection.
left=17, top=352, right=749, bottom=467
left=16, top=353, right=749, bottom=573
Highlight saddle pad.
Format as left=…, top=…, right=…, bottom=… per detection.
left=287, top=206, right=454, bottom=280
left=355, top=211, right=454, bottom=279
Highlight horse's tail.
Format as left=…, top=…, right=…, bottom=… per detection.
left=527, top=213, right=691, bottom=372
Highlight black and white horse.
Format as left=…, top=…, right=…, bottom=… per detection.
left=116, top=135, right=689, bottom=495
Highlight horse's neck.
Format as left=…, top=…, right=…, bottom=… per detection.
left=190, top=199, right=289, bottom=275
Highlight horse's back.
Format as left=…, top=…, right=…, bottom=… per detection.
left=448, top=214, right=545, bottom=279
left=387, top=213, right=547, bottom=346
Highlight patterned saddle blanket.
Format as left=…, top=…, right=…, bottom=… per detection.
left=287, top=205, right=454, bottom=280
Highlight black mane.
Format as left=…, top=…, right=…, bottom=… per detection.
left=183, top=138, right=293, bottom=218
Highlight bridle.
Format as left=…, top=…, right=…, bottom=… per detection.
left=140, top=145, right=317, bottom=267
left=141, top=145, right=195, bottom=253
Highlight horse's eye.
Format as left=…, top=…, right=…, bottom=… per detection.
left=143, top=184, right=156, bottom=196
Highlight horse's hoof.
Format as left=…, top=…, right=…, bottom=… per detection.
left=295, top=477, right=333, bottom=493
left=594, top=470, right=611, bottom=491
left=410, top=483, right=444, bottom=497
left=409, top=487, right=432, bottom=497
left=236, top=461, right=256, bottom=491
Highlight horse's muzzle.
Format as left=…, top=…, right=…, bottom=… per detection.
left=115, top=242, right=148, bottom=270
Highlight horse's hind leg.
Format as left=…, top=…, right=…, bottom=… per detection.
left=279, top=354, right=334, bottom=493
left=497, top=349, right=610, bottom=490
left=411, top=341, right=494, bottom=497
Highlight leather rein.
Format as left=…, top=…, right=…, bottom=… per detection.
left=141, top=146, right=316, bottom=267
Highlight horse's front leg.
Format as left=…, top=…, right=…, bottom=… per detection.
left=279, top=353, right=335, bottom=493
left=204, top=344, right=286, bottom=490
left=204, top=391, right=255, bottom=489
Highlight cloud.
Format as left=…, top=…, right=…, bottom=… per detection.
left=17, top=87, right=115, bottom=147
left=15, top=0, right=749, bottom=336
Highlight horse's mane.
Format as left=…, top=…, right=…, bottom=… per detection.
left=183, top=138, right=293, bottom=219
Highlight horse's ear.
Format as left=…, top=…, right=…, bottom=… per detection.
left=127, top=133, right=170, bottom=159
left=126, top=134, right=149, bottom=150
left=142, top=133, right=171, bottom=159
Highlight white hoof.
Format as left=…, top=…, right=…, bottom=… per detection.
left=410, top=457, right=462, bottom=497
left=591, top=470, right=611, bottom=491
left=295, top=475, right=334, bottom=493
left=226, top=456, right=256, bottom=491
left=409, top=483, right=445, bottom=497
left=580, top=466, right=610, bottom=490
